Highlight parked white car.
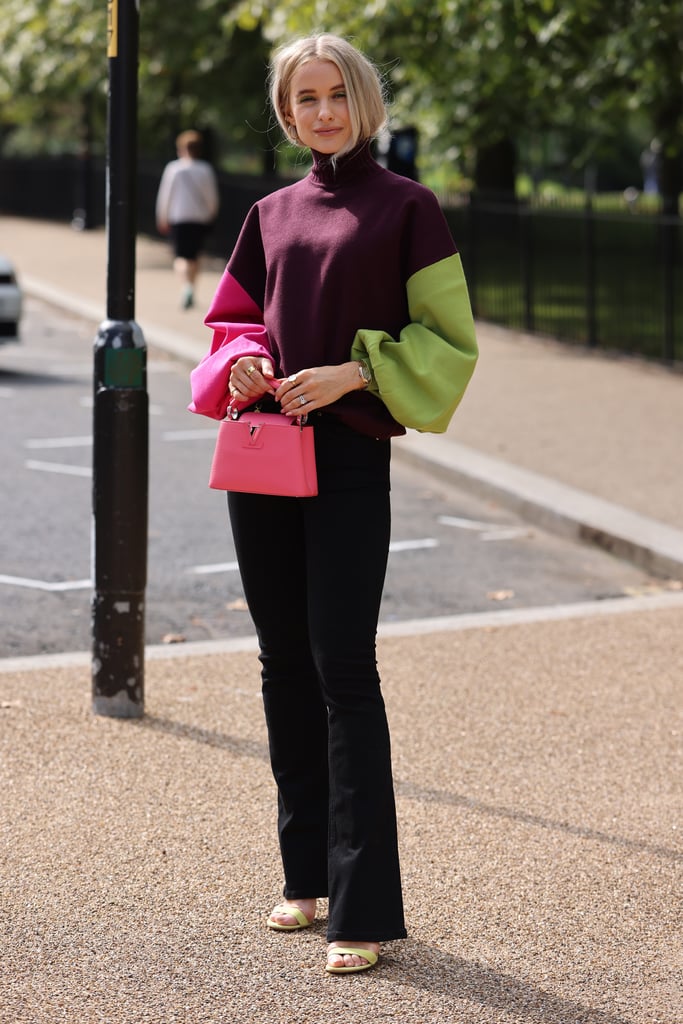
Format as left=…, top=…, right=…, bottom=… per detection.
left=0, top=255, right=22, bottom=342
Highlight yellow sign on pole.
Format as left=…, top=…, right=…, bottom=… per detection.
left=107, top=0, right=118, bottom=57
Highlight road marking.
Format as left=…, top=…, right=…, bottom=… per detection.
left=438, top=514, right=529, bottom=541
left=24, top=429, right=217, bottom=449
left=188, top=538, right=439, bottom=576
left=163, top=429, right=218, bottom=441
left=389, top=538, right=438, bottom=552
left=4, top=591, right=682, bottom=673
left=438, top=514, right=504, bottom=531
left=479, top=528, right=532, bottom=541
left=190, top=561, right=241, bottom=575
left=25, top=460, right=91, bottom=478
left=25, top=436, right=92, bottom=449
left=0, top=574, right=90, bottom=592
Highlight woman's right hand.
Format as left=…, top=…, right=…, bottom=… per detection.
left=229, top=356, right=276, bottom=404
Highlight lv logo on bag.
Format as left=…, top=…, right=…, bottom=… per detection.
left=247, top=423, right=265, bottom=445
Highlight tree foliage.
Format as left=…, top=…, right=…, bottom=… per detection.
left=0, top=0, right=272, bottom=164
left=226, top=0, right=682, bottom=199
left=0, top=0, right=104, bottom=153
left=0, top=0, right=680, bottom=201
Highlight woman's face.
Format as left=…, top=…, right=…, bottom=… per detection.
left=286, top=59, right=353, bottom=154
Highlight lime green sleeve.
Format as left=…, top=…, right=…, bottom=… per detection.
left=350, top=253, right=478, bottom=433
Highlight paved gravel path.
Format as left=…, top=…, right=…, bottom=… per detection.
left=2, top=604, right=681, bottom=1023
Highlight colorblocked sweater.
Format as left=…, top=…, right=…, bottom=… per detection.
left=190, top=142, right=477, bottom=438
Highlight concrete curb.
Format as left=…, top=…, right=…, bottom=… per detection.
left=393, top=434, right=683, bottom=580
left=3, top=590, right=683, bottom=674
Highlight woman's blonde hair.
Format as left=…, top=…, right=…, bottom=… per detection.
left=269, top=34, right=387, bottom=157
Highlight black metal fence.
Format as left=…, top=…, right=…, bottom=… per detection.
left=1, top=155, right=681, bottom=364
left=443, top=198, right=682, bottom=364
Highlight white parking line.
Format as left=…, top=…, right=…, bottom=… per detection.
left=389, top=538, right=438, bottom=552
left=25, top=460, right=91, bottom=478
left=438, top=514, right=529, bottom=542
left=479, top=527, right=531, bottom=541
left=25, top=436, right=92, bottom=449
left=0, top=574, right=91, bottom=592
left=438, top=514, right=503, bottom=530
left=188, top=538, right=439, bottom=576
left=190, top=561, right=241, bottom=575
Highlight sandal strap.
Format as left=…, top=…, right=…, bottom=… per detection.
left=327, top=946, right=378, bottom=966
left=269, top=903, right=310, bottom=927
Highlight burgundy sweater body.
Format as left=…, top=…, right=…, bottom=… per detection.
left=214, top=144, right=458, bottom=438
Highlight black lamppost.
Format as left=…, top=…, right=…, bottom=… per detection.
left=92, top=0, right=148, bottom=718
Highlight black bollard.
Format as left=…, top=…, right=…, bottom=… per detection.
left=92, top=321, right=148, bottom=717
left=92, top=0, right=148, bottom=718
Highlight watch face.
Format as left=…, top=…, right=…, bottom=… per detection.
left=360, top=362, right=372, bottom=385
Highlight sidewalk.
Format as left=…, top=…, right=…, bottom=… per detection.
left=1, top=214, right=682, bottom=1024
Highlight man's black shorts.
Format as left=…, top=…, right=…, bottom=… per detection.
left=170, top=222, right=209, bottom=260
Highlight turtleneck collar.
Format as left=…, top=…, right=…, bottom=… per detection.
left=310, top=140, right=379, bottom=189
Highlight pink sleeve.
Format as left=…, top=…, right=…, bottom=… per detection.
left=188, top=271, right=272, bottom=420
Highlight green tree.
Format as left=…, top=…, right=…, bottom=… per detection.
left=228, top=0, right=682, bottom=206
left=1, top=1, right=681, bottom=208
left=596, top=0, right=683, bottom=214
left=0, top=0, right=273, bottom=167
left=0, top=1, right=105, bottom=155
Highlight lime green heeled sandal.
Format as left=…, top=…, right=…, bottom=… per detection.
left=325, top=946, right=379, bottom=974
left=266, top=903, right=313, bottom=932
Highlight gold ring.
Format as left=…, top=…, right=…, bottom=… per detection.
left=246, top=365, right=256, bottom=376
left=287, top=374, right=298, bottom=383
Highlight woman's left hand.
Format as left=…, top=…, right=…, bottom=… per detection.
left=275, top=362, right=364, bottom=417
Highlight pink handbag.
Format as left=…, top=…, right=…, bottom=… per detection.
left=209, top=409, right=318, bottom=497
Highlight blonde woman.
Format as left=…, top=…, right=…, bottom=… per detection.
left=190, top=34, right=477, bottom=974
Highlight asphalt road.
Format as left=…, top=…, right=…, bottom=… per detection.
left=0, top=298, right=661, bottom=659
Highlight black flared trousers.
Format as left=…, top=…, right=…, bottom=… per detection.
left=227, top=416, right=407, bottom=943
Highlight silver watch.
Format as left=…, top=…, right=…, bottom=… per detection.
left=358, top=360, right=372, bottom=388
